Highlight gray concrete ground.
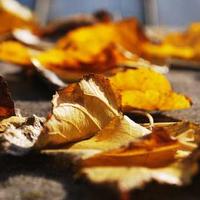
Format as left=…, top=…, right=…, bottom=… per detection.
left=0, top=63, right=200, bottom=200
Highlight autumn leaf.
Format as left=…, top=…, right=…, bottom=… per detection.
left=142, top=22, right=200, bottom=62
left=0, top=0, right=38, bottom=35
left=79, top=122, right=200, bottom=192
left=0, top=76, right=45, bottom=155
left=0, top=76, right=15, bottom=118
left=109, top=68, right=191, bottom=111
left=0, top=115, right=45, bottom=155
left=0, top=41, right=32, bottom=66
left=36, top=74, right=150, bottom=148
left=33, top=18, right=152, bottom=81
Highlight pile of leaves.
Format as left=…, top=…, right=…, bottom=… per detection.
left=0, top=74, right=199, bottom=197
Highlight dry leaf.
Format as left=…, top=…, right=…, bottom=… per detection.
left=80, top=122, right=200, bottom=192
left=0, top=115, right=45, bottom=155
left=36, top=74, right=150, bottom=148
left=109, top=68, right=191, bottom=111
left=0, top=76, right=15, bottom=118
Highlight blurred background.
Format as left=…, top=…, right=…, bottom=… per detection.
left=17, top=0, right=200, bottom=26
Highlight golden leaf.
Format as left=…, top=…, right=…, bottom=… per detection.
left=0, top=41, right=31, bottom=66
left=0, top=0, right=38, bottom=35
left=109, top=68, right=191, bottom=111
left=142, top=22, right=200, bottom=62
left=34, top=18, right=151, bottom=80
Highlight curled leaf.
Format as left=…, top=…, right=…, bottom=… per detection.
left=0, top=115, right=45, bottom=155
left=80, top=122, right=200, bottom=192
left=37, top=75, right=150, bottom=148
left=43, top=116, right=150, bottom=159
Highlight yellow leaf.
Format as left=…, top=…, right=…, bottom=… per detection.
left=0, top=41, right=31, bottom=66
left=109, top=68, right=191, bottom=111
left=0, top=0, right=37, bottom=35
left=34, top=18, right=151, bottom=80
left=142, top=22, right=200, bottom=62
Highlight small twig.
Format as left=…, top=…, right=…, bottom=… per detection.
left=130, top=110, right=154, bottom=130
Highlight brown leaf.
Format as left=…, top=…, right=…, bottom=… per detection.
left=0, top=76, right=15, bottom=118
left=37, top=75, right=150, bottom=148
left=80, top=122, right=200, bottom=192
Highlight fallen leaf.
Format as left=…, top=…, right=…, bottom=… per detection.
left=0, top=76, right=15, bottom=118
left=142, top=22, right=200, bottom=62
left=0, top=115, right=45, bottom=155
left=80, top=122, right=200, bottom=192
left=109, top=68, right=191, bottom=111
left=33, top=18, right=153, bottom=81
left=36, top=74, right=150, bottom=148
left=0, top=0, right=38, bottom=35
left=0, top=41, right=32, bottom=66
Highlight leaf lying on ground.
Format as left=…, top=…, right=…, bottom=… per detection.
left=142, top=22, right=200, bottom=62
left=109, top=68, right=191, bottom=111
left=80, top=122, right=200, bottom=192
left=0, top=74, right=199, bottom=195
left=0, top=115, right=45, bottom=155
left=0, top=41, right=33, bottom=66
left=33, top=18, right=154, bottom=81
left=36, top=75, right=200, bottom=193
left=36, top=74, right=150, bottom=149
left=0, top=76, right=15, bottom=118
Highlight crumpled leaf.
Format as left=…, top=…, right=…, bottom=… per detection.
left=79, top=122, right=200, bottom=192
left=0, top=76, right=15, bottom=118
left=0, top=76, right=45, bottom=155
left=0, top=115, right=45, bottom=155
left=109, top=68, right=191, bottom=111
left=42, top=116, right=150, bottom=159
left=36, top=75, right=150, bottom=148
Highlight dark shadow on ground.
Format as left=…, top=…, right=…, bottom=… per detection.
left=0, top=154, right=118, bottom=200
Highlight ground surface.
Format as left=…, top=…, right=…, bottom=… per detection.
left=0, top=63, right=200, bottom=200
